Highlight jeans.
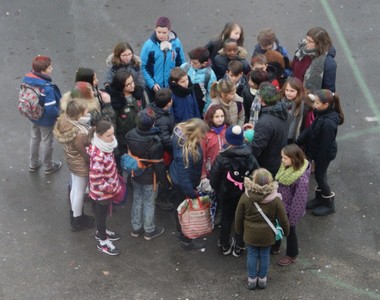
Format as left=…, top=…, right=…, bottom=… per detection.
left=131, top=181, right=157, bottom=233
left=95, top=201, right=109, bottom=240
left=314, top=159, right=331, bottom=196
left=247, top=245, right=271, bottom=279
left=220, top=196, right=244, bottom=248
left=29, top=123, right=54, bottom=169
left=70, top=173, right=88, bottom=217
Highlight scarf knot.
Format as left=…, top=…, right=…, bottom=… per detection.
left=275, top=159, right=309, bottom=186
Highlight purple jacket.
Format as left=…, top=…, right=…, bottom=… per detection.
left=278, top=163, right=311, bottom=226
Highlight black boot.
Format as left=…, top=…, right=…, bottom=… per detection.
left=312, top=192, right=335, bottom=216
left=306, top=188, right=322, bottom=209
left=71, top=209, right=95, bottom=232
left=70, top=210, right=74, bottom=225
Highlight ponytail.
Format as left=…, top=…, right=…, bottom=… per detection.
left=332, top=93, right=344, bottom=125
left=210, top=81, right=219, bottom=99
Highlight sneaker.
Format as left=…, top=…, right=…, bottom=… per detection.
left=180, top=240, right=205, bottom=251
left=44, top=161, right=62, bottom=175
left=258, top=277, right=267, bottom=289
left=277, top=256, right=297, bottom=266
left=97, top=239, right=120, bottom=256
left=29, top=161, right=43, bottom=172
left=221, top=238, right=235, bottom=256
left=131, top=228, right=144, bottom=238
left=247, top=277, right=257, bottom=290
left=144, top=226, right=164, bottom=240
left=232, top=243, right=245, bottom=258
left=95, top=229, right=121, bottom=242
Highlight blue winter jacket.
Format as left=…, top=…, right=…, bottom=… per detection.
left=169, top=126, right=202, bottom=198
left=22, top=72, right=61, bottom=127
left=322, top=47, right=337, bottom=93
left=140, top=31, right=185, bottom=90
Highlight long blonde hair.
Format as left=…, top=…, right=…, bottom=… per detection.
left=176, top=118, right=208, bottom=167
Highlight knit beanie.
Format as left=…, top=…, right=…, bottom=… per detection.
left=225, top=125, right=244, bottom=146
left=258, top=82, right=278, bottom=106
left=156, top=16, right=171, bottom=29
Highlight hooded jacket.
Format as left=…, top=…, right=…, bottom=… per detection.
left=296, top=108, right=340, bottom=163
left=125, top=127, right=169, bottom=188
left=251, top=101, right=288, bottom=176
left=150, top=103, right=175, bottom=153
left=140, top=31, right=186, bottom=90
left=213, top=48, right=251, bottom=80
left=170, top=77, right=201, bottom=123
left=53, top=115, right=90, bottom=177
left=209, top=94, right=245, bottom=126
left=22, top=72, right=61, bottom=127
left=322, top=47, right=337, bottom=92
left=169, top=126, right=203, bottom=198
left=235, top=179, right=289, bottom=247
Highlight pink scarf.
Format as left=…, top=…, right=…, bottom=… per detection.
left=226, top=171, right=243, bottom=191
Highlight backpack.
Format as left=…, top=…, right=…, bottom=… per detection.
left=226, top=155, right=256, bottom=189
left=17, top=83, right=47, bottom=120
left=183, top=63, right=212, bottom=89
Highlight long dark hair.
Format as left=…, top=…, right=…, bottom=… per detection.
left=111, top=69, right=133, bottom=93
left=315, top=89, right=344, bottom=125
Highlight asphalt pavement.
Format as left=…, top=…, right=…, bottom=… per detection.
left=0, top=0, right=379, bottom=299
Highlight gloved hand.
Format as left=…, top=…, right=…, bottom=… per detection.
left=199, top=178, right=213, bottom=193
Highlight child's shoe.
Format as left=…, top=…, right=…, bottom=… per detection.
left=232, top=243, right=245, bottom=258
left=277, top=256, right=297, bottom=266
left=181, top=240, right=205, bottom=251
left=247, top=277, right=257, bottom=290
left=257, top=277, right=267, bottom=289
left=95, top=229, right=121, bottom=242
left=97, top=239, right=120, bottom=256
left=144, top=226, right=164, bottom=240
left=221, top=238, right=235, bottom=256
left=131, top=228, right=144, bottom=238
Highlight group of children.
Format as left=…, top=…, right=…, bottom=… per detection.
left=21, top=16, right=345, bottom=290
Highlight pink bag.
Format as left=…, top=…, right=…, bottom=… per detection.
left=110, top=174, right=127, bottom=205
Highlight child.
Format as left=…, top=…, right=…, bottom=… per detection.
left=209, top=79, right=245, bottom=126
left=213, top=38, right=251, bottom=80
left=205, top=22, right=244, bottom=65
left=201, top=104, right=228, bottom=180
left=103, top=42, right=145, bottom=88
left=87, top=120, right=124, bottom=256
left=169, top=118, right=209, bottom=250
left=225, top=61, right=251, bottom=123
left=235, top=168, right=289, bottom=290
left=181, top=47, right=217, bottom=114
left=22, top=55, right=62, bottom=174
left=296, top=90, right=344, bottom=216
left=169, top=67, right=201, bottom=123
left=140, top=16, right=186, bottom=101
left=210, top=125, right=259, bottom=257
left=251, top=54, right=280, bottom=91
left=275, top=144, right=311, bottom=265
left=280, top=77, right=313, bottom=144
left=252, top=28, right=291, bottom=78
left=247, top=69, right=269, bottom=126
left=125, top=109, right=170, bottom=240
left=54, top=100, right=94, bottom=231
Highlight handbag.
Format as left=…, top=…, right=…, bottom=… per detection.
left=254, top=202, right=284, bottom=241
left=177, top=194, right=213, bottom=239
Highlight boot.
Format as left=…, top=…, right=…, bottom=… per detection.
left=312, top=192, right=336, bottom=216
left=306, top=188, right=322, bottom=209
left=70, top=210, right=74, bottom=225
left=71, top=209, right=95, bottom=232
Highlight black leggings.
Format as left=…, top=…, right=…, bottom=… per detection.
left=219, top=197, right=244, bottom=248
left=95, top=201, right=109, bottom=240
left=273, top=225, right=299, bottom=257
left=314, top=159, right=331, bottom=196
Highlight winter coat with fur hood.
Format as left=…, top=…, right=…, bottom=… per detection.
left=54, top=115, right=90, bottom=177
left=209, top=94, right=245, bottom=126
left=213, top=47, right=251, bottom=80
left=235, top=178, right=289, bottom=247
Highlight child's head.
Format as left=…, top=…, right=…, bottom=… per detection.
left=226, top=60, right=243, bottom=84
left=281, top=144, right=306, bottom=169
left=112, top=69, right=135, bottom=94
left=313, top=89, right=344, bottom=124
left=188, top=47, right=210, bottom=69
left=95, top=120, right=115, bottom=143
left=136, top=108, right=156, bottom=131
left=258, top=82, right=279, bottom=106
left=210, top=79, right=236, bottom=102
left=251, top=54, right=268, bottom=71
left=75, top=68, right=97, bottom=87
left=71, top=82, right=94, bottom=100
left=112, top=42, right=135, bottom=65
left=251, top=168, right=273, bottom=186
left=282, top=77, right=304, bottom=116
left=66, top=100, right=87, bottom=120
left=154, top=88, right=173, bottom=109
left=257, top=28, right=276, bottom=52
left=249, top=69, right=269, bottom=89
left=204, top=104, right=228, bottom=127
left=306, top=27, right=332, bottom=56
left=225, top=125, right=244, bottom=146
left=265, top=50, right=285, bottom=71
left=32, top=56, right=52, bottom=74
left=223, top=38, right=239, bottom=60
left=155, top=16, right=171, bottom=42
left=170, top=67, right=189, bottom=88
left=219, top=22, right=244, bottom=46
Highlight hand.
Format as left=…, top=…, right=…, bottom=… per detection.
left=243, top=123, right=254, bottom=130
left=99, top=90, right=111, bottom=104
left=153, top=84, right=161, bottom=92
left=200, top=178, right=213, bottom=193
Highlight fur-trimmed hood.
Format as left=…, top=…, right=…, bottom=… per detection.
left=59, top=91, right=100, bottom=114
left=106, top=53, right=141, bottom=68
left=243, top=177, right=281, bottom=203
left=218, top=46, right=248, bottom=59
left=53, top=115, right=80, bottom=144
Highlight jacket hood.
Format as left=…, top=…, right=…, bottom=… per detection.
left=169, top=76, right=194, bottom=97
left=218, top=46, right=248, bottom=59
left=53, top=115, right=79, bottom=144
left=150, top=31, right=178, bottom=43
left=261, top=101, right=288, bottom=121
left=327, top=47, right=336, bottom=58
left=172, top=126, right=185, bottom=146
left=127, top=127, right=160, bottom=143
left=150, top=103, right=170, bottom=117
left=220, top=144, right=252, bottom=158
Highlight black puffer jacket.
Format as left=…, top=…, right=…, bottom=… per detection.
left=210, top=144, right=259, bottom=202
left=296, top=108, right=340, bottom=163
left=150, top=103, right=175, bottom=153
left=125, top=127, right=169, bottom=188
left=251, top=101, right=288, bottom=176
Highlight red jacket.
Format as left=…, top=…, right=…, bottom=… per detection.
left=201, top=125, right=227, bottom=178
left=87, top=144, right=121, bottom=201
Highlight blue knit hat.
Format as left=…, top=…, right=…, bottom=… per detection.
left=226, top=125, right=244, bottom=146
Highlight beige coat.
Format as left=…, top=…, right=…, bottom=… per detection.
left=209, top=94, right=245, bottom=126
